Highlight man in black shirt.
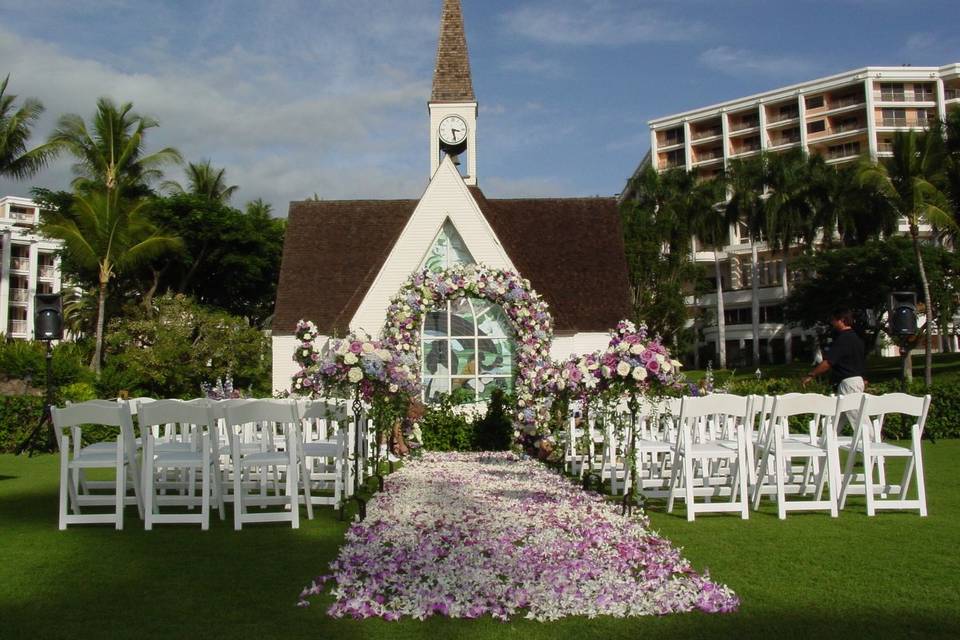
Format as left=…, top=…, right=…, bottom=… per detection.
left=802, top=308, right=866, bottom=393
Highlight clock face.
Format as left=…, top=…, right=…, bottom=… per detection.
left=438, top=115, right=467, bottom=145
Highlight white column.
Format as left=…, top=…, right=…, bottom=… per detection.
left=758, top=101, right=768, bottom=150
left=649, top=128, right=660, bottom=171
left=784, top=327, right=793, bottom=364
left=27, top=242, right=39, bottom=339
left=682, top=120, right=693, bottom=170
left=0, top=230, right=10, bottom=334
left=52, top=253, right=63, bottom=294
left=864, top=77, right=878, bottom=159
left=796, top=91, right=808, bottom=154
left=935, top=77, right=947, bottom=122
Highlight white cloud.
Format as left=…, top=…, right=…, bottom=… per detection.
left=501, top=0, right=708, bottom=46
left=698, top=46, right=816, bottom=78
left=0, top=20, right=433, bottom=214
left=499, top=53, right=566, bottom=78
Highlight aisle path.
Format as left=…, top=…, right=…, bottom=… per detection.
left=299, top=452, right=738, bottom=620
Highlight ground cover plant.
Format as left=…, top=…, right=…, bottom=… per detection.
left=1, top=442, right=958, bottom=638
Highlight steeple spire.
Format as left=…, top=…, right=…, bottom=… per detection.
left=431, top=0, right=475, bottom=103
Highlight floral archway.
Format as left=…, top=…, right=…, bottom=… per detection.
left=382, top=263, right=554, bottom=431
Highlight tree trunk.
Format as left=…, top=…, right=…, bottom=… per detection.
left=912, top=229, right=934, bottom=387
left=143, top=267, right=161, bottom=317
left=902, top=346, right=913, bottom=384
left=751, top=242, right=760, bottom=366
left=714, top=250, right=727, bottom=369
left=90, top=279, right=108, bottom=374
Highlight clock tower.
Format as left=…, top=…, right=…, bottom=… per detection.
left=429, top=0, right=477, bottom=185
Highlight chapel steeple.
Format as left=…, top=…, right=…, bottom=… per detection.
left=431, top=0, right=475, bottom=103
left=429, top=0, right=478, bottom=185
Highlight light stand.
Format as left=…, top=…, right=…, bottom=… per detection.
left=16, top=339, right=56, bottom=455
left=621, top=392, right=643, bottom=517
left=340, top=385, right=367, bottom=521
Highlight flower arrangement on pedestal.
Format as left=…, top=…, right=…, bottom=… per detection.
left=596, top=320, right=682, bottom=395
left=290, top=321, right=419, bottom=401
left=382, top=263, right=554, bottom=432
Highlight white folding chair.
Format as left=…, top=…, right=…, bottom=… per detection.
left=617, top=397, right=681, bottom=499
left=750, top=393, right=841, bottom=519
left=224, top=400, right=302, bottom=529
left=298, top=400, right=349, bottom=513
left=839, top=393, right=931, bottom=516
left=138, top=400, right=224, bottom=530
left=667, top=394, right=752, bottom=521
left=51, top=401, right=143, bottom=530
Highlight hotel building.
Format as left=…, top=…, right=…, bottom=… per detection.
left=622, top=63, right=960, bottom=367
left=0, top=196, right=64, bottom=340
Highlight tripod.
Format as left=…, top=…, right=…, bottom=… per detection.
left=16, top=340, right=57, bottom=455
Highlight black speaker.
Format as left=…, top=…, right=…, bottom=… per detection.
left=34, top=293, right=63, bottom=341
left=889, top=292, right=917, bottom=337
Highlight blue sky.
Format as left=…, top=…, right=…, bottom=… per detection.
left=1, top=0, right=958, bottom=215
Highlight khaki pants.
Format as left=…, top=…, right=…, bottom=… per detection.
left=838, top=376, right=868, bottom=432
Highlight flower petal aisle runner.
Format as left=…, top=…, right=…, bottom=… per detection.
left=298, top=452, right=738, bottom=620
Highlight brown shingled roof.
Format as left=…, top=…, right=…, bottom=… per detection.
left=468, top=188, right=632, bottom=333
left=273, top=191, right=632, bottom=336
left=431, top=0, right=475, bottom=103
left=273, top=200, right=416, bottom=336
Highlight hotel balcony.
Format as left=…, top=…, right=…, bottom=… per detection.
left=826, top=95, right=865, bottom=111
left=767, top=112, right=799, bottom=125
left=691, top=128, right=723, bottom=143
left=9, top=287, right=29, bottom=304
left=38, top=264, right=55, bottom=280
left=10, top=257, right=29, bottom=272
left=946, top=88, right=960, bottom=101
left=873, top=91, right=935, bottom=104
left=6, top=210, right=36, bottom=225
left=768, top=136, right=801, bottom=150
left=9, top=319, right=27, bottom=336
left=878, top=117, right=930, bottom=128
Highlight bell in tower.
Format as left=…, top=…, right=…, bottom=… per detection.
left=428, top=0, right=478, bottom=185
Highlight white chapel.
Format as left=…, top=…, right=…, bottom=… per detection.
left=271, top=0, right=632, bottom=398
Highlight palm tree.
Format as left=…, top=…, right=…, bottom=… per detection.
left=858, top=128, right=954, bottom=386
left=40, top=189, right=182, bottom=372
left=47, top=97, right=181, bottom=195
left=725, top=155, right=767, bottom=365
left=163, top=159, right=238, bottom=203
left=245, top=197, right=273, bottom=218
left=0, top=75, right=58, bottom=179
left=687, top=176, right=733, bottom=369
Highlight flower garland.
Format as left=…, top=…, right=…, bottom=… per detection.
left=290, top=321, right=419, bottom=401
left=382, top=263, right=554, bottom=431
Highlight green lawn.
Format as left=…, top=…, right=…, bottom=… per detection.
left=2, top=446, right=959, bottom=639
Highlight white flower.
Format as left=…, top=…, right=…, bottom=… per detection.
left=361, top=342, right=375, bottom=353
left=389, top=383, right=398, bottom=393
left=344, top=352, right=359, bottom=365
left=347, top=367, right=363, bottom=383
left=656, top=353, right=666, bottom=364
left=335, top=341, right=349, bottom=356
left=632, top=366, right=647, bottom=381
left=629, top=344, right=643, bottom=355
left=616, top=361, right=631, bottom=377
left=375, top=348, right=393, bottom=362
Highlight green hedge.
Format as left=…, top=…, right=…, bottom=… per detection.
left=723, top=377, right=959, bottom=440
left=0, top=383, right=107, bottom=453
left=419, top=390, right=514, bottom=452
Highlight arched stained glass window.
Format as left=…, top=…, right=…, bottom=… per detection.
left=421, top=297, right=515, bottom=402
left=421, top=218, right=475, bottom=272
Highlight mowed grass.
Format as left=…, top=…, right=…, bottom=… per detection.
left=1, top=444, right=959, bottom=639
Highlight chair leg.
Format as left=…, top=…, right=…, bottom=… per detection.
left=863, top=450, right=876, bottom=517
left=774, top=443, right=787, bottom=520
left=912, top=425, right=928, bottom=517
left=233, top=463, right=243, bottom=531
left=58, top=439, right=70, bottom=531
left=666, top=454, right=681, bottom=514
left=143, top=445, right=154, bottom=531
left=301, top=455, right=314, bottom=520
left=289, top=462, right=300, bottom=529
left=684, top=453, right=696, bottom=522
